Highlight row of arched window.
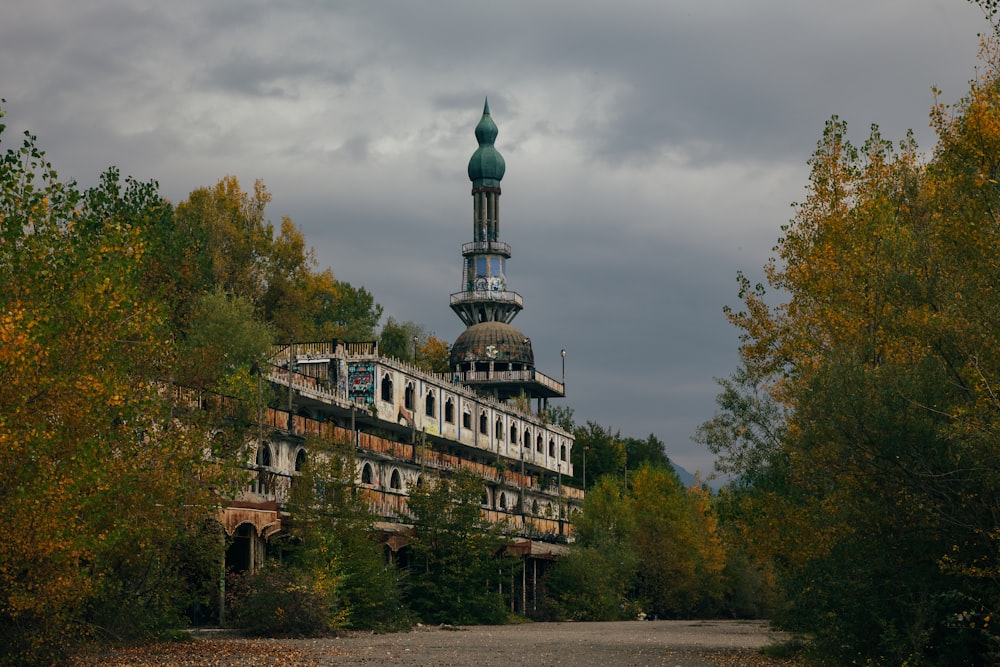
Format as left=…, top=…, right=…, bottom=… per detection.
left=378, top=371, right=568, bottom=462
left=360, top=461, right=407, bottom=492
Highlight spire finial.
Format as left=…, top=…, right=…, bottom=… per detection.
left=483, top=97, right=490, bottom=115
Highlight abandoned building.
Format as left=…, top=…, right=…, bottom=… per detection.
left=221, top=100, right=581, bottom=612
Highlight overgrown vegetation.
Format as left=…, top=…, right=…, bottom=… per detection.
left=698, top=34, right=1000, bottom=665
left=11, top=17, right=1000, bottom=665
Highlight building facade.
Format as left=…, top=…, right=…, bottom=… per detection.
left=223, top=101, right=579, bottom=599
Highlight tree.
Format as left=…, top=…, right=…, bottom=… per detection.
left=405, top=470, right=515, bottom=625
left=547, top=467, right=727, bottom=620
left=627, top=466, right=725, bottom=618
left=174, top=287, right=275, bottom=398
left=284, top=436, right=409, bottom=632
left=704, top=38, right=1000, bottom=663
left=570, top=422, right=625, bottom=490
left=174, top=176, right=384, bottom=343
left=0, top=121, right=229, bottom=665
left=623, top=433, right=672, bottom=472
left=378, top=316, right=423, bottom=361
left=174, top=176, right=274, bottom=307
left=417, top=334, right=451, bottom=373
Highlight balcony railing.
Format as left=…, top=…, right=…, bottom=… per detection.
left=462, top=241, right=511, bottom=256
left=453, top=368, right=565, bottom=394
left=450, top=289, right=523, bottom=307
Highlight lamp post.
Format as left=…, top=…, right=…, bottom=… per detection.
left=561, top=348, right=566, bottom=384
left=412, top=335, right=418, bottom=363
left=583, top=445, right=589, bottom=490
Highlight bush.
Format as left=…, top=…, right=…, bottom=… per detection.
left=226, top=563, right=345, bottom=637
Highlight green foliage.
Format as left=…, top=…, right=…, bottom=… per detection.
left=545, top=405, right=575, bottom=432
left=543, top=544, right=631, bottom=621
left=695, top=364, right=786, bottom=486
left=379, top=316, right=423, bottom=361
left=548, top=469, right=727, bottom=621
left=704, top=37, right=1000, bottom=665
left=286, top=437, right=410, bottom=632
left=226, top=562, right=345, bottom=637
left=570, top=422, right=625, bottom=490
left=175, top=287, right=275, bottom=395
left=174, top=176, right=384, bottom=344
left=405, top=470, right=515, bottom=625
left=622, top=433, right=672, bottom=471
left=0, top=119, right=230, bottom=665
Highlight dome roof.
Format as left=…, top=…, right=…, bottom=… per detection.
left=467, top=99, right=505, bottom=187
left=450, top=321, right=534, bottom=367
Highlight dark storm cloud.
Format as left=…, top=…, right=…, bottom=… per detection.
left=0, top=0, right=988, bottom=473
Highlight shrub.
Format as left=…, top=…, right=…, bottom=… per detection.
left=226, top=563, right=345, bottom=637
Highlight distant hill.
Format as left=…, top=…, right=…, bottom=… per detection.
left=670, top=461, right=726, bottom=491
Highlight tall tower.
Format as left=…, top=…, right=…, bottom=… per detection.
left=449, top=100, right=565, bottom=404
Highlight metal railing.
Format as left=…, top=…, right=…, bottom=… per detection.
left=461, top=241, right=511, bottom=256
left=449, top=289, right=523, bottom=306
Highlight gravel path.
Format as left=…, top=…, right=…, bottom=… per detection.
left=74, top=620, right=795, bottom=667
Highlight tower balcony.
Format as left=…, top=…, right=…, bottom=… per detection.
left=462, top=241, right=511, bottom=257
left=450, top=289, right=523, bottom=308
left=450, top=289, right=524, bottom=327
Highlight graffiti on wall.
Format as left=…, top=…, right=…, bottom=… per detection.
left=348, top=362, right=375, bottom=404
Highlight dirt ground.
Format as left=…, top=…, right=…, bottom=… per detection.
left=73, top=620, right=796, bottom=667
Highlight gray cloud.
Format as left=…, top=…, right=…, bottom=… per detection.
left=0, top=0, right=987, bottom=473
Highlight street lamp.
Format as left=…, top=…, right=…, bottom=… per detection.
left=412, top=335, right=418, bottom=362
left=561, top=348, right=566, bottom=383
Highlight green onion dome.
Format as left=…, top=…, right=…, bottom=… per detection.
left=467, top=98, right=506, bottom=188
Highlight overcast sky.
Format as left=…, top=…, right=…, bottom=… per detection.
left=1, top=1, right=989, bottom=474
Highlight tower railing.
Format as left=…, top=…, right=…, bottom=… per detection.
left=450, top=289, right=523, bottom=307
left=462, top=241, right=511, bottom=256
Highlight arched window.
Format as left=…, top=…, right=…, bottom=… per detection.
left=481, top=489, right=491, bottom=507
left=523, top=428, right=531, bottom=448
left=548, top=439, right=555, bottom=458
left=496, top=417, right=504, bottom=440
left=445, top=397, right=455, bottom=423
left=498, top=493, right=507, bottom=510
left=381, top=373, right=393, bottom=402
left=536, top=434, right=543, bottom=452
left=510, top=423, right=518, bottom=444
left=361, top=462, right=374, bottom=485
left=463, top=407, right=471, bottom=429
left=479, top=411, right=488, bottom=434
left=256, top=444, right=272, bottom=467
left=404, top=381, right=414, bottom=410
left=560, top=444, right=567, bottom=461
left=532, top=499, right=539, bottom=515
left=425, top=390, right=436, bottom=417
left=255, top=444, right=272, bottom=494
left=294, top=449, right=307, bottom=472
left=390, top=469, right=403, bottom=491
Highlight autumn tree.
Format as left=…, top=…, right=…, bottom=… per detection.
left=0, top=120, right=230, bottom=665
left=174, top=177, right=383, bottom=345
left=546, top=465, right=727, bottom=620
left=417, top=334, right=451, bottom=373
left=704, top=38, right=1000, bottom=664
